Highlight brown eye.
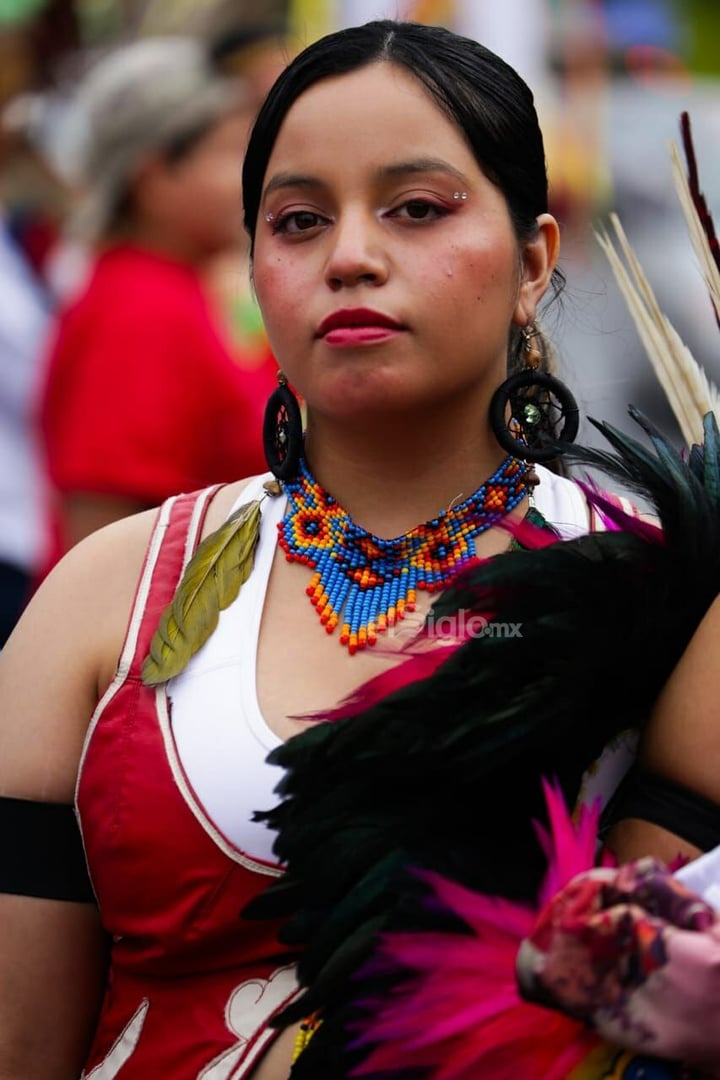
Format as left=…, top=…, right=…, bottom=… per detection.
left=292, top=212, right=322, bottom=231
left=406, top=200, right=434, bottom=219
left=272, top=210, right=327, bottom=235
left=389, top=200, right=450, bottom=223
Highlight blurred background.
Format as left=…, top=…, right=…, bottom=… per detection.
left=1, top=0, right=719, bottom=640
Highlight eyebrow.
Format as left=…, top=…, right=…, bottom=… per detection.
left=381, top=158, right=470, bottom=185
left=261, top=158, right=471, bottom=202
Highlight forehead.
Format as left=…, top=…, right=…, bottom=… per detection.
left=263, top=61, right=479, bottom=183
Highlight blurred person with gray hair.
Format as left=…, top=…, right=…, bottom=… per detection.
left=37, top=35, right=274, bottom=570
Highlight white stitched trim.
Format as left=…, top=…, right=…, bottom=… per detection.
left=198, top=968, right=300, bottom=1079
left=184, top=485, right=216, bottom=566
left=156, top=688, right=282, bottom=877
left=82, top=998, right=149, bottom=1078
left=226, top=980, right=303, bottom=1080
left=199, top=1043, right=246, bottom=1079
left=228, top=1025, right=287, bottom=1080
left=75, top=496, right=177, bottom=797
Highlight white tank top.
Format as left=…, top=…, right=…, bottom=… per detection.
left=169, top=466, right=600, bottom=863
left=169, top=475, right=288, bottom=864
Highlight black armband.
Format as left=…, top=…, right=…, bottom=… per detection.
left=601, top=767, right=720, bottom=853
left=0, top=795, right=96, bottom=902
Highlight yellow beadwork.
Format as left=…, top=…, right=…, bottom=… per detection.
left=291, top=1013, right=323, bottom=1065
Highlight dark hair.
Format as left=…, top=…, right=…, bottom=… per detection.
left=242, top=19, right=564, bottom=382
left=244, top=20, right=549, bottom=247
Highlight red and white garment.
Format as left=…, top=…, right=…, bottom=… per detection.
left=76, top=483, right=298, bottom=1080
left=75, top=465, right=637, bottom=1077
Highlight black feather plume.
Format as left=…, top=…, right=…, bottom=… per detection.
left=244, top=410, right=720, bottom=1077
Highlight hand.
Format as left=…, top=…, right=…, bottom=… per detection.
left=517, top=858, right=720, bottom=1070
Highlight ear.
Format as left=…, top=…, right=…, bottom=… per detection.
left=512, top=213, right=561, bottom=327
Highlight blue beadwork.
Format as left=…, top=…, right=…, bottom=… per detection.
left=278, top=455, right=529, bottom=653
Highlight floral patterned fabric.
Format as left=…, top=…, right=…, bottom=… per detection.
left=517, top=857, right=720, bottom=1078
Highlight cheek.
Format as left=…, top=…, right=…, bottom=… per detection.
left=412, top=229, right=516, bottom=297
left=253, top=258, right=308, bottom=353
left=439, top=244, right=519, bottom=323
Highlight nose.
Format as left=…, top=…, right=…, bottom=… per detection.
left=324, top=210, right=389, bottom=291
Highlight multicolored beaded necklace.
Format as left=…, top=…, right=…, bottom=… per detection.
left=277, top=455, right=530, bottom=655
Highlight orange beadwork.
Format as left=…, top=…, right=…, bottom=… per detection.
left=278, top=455, right=529, bottom=654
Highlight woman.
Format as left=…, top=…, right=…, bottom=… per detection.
left=0, top=19, right=711, bottom=1080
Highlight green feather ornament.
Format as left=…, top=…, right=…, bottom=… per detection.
left=142, top=498, right=263, bottom=686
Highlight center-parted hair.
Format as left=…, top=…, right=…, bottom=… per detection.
left=243, top=18, right=564, bottom=387
left=242, top=20, right=550, bottom=252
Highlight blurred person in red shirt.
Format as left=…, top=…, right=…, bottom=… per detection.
left=38, top=36, right=276, bottom=568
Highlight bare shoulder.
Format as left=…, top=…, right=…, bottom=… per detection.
left=0, top=507, right=158, bottom=802
left=42, top=506, right=159, bottom=674
left=0, top=478, right=268, bottom=804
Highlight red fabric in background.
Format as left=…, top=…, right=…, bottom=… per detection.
left=38, top=244, right=276, bottom=567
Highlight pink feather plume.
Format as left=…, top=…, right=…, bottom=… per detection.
left=351, top=781, right=610, bottom=1079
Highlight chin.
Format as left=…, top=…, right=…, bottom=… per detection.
left=317, top=388, right=434, bottom=424
left=332, top=361, right=417, bottom=395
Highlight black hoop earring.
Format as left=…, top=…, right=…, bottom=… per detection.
left=263, top=372, right=303, bottom=480
left=489, top=327, right=579, bottom=463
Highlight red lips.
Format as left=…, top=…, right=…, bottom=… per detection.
left=316, top=308, right=405, bottom=337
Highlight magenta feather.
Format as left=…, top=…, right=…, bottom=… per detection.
left=500, top=512, right=561, bottom=550
left=535, top=779, right=614, bottom=907
left=576, top=482, right=663, bottom=543
left=351, top=781, right=609, bottom=1079
left=295, top=640, right=463, bottom=722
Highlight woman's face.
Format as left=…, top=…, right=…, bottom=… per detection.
left=253, top=62, right=555, bottom=421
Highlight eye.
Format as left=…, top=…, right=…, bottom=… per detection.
left=389, top=199, right=451, bottom=223
left=271, top=210, right=328, bottom=235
